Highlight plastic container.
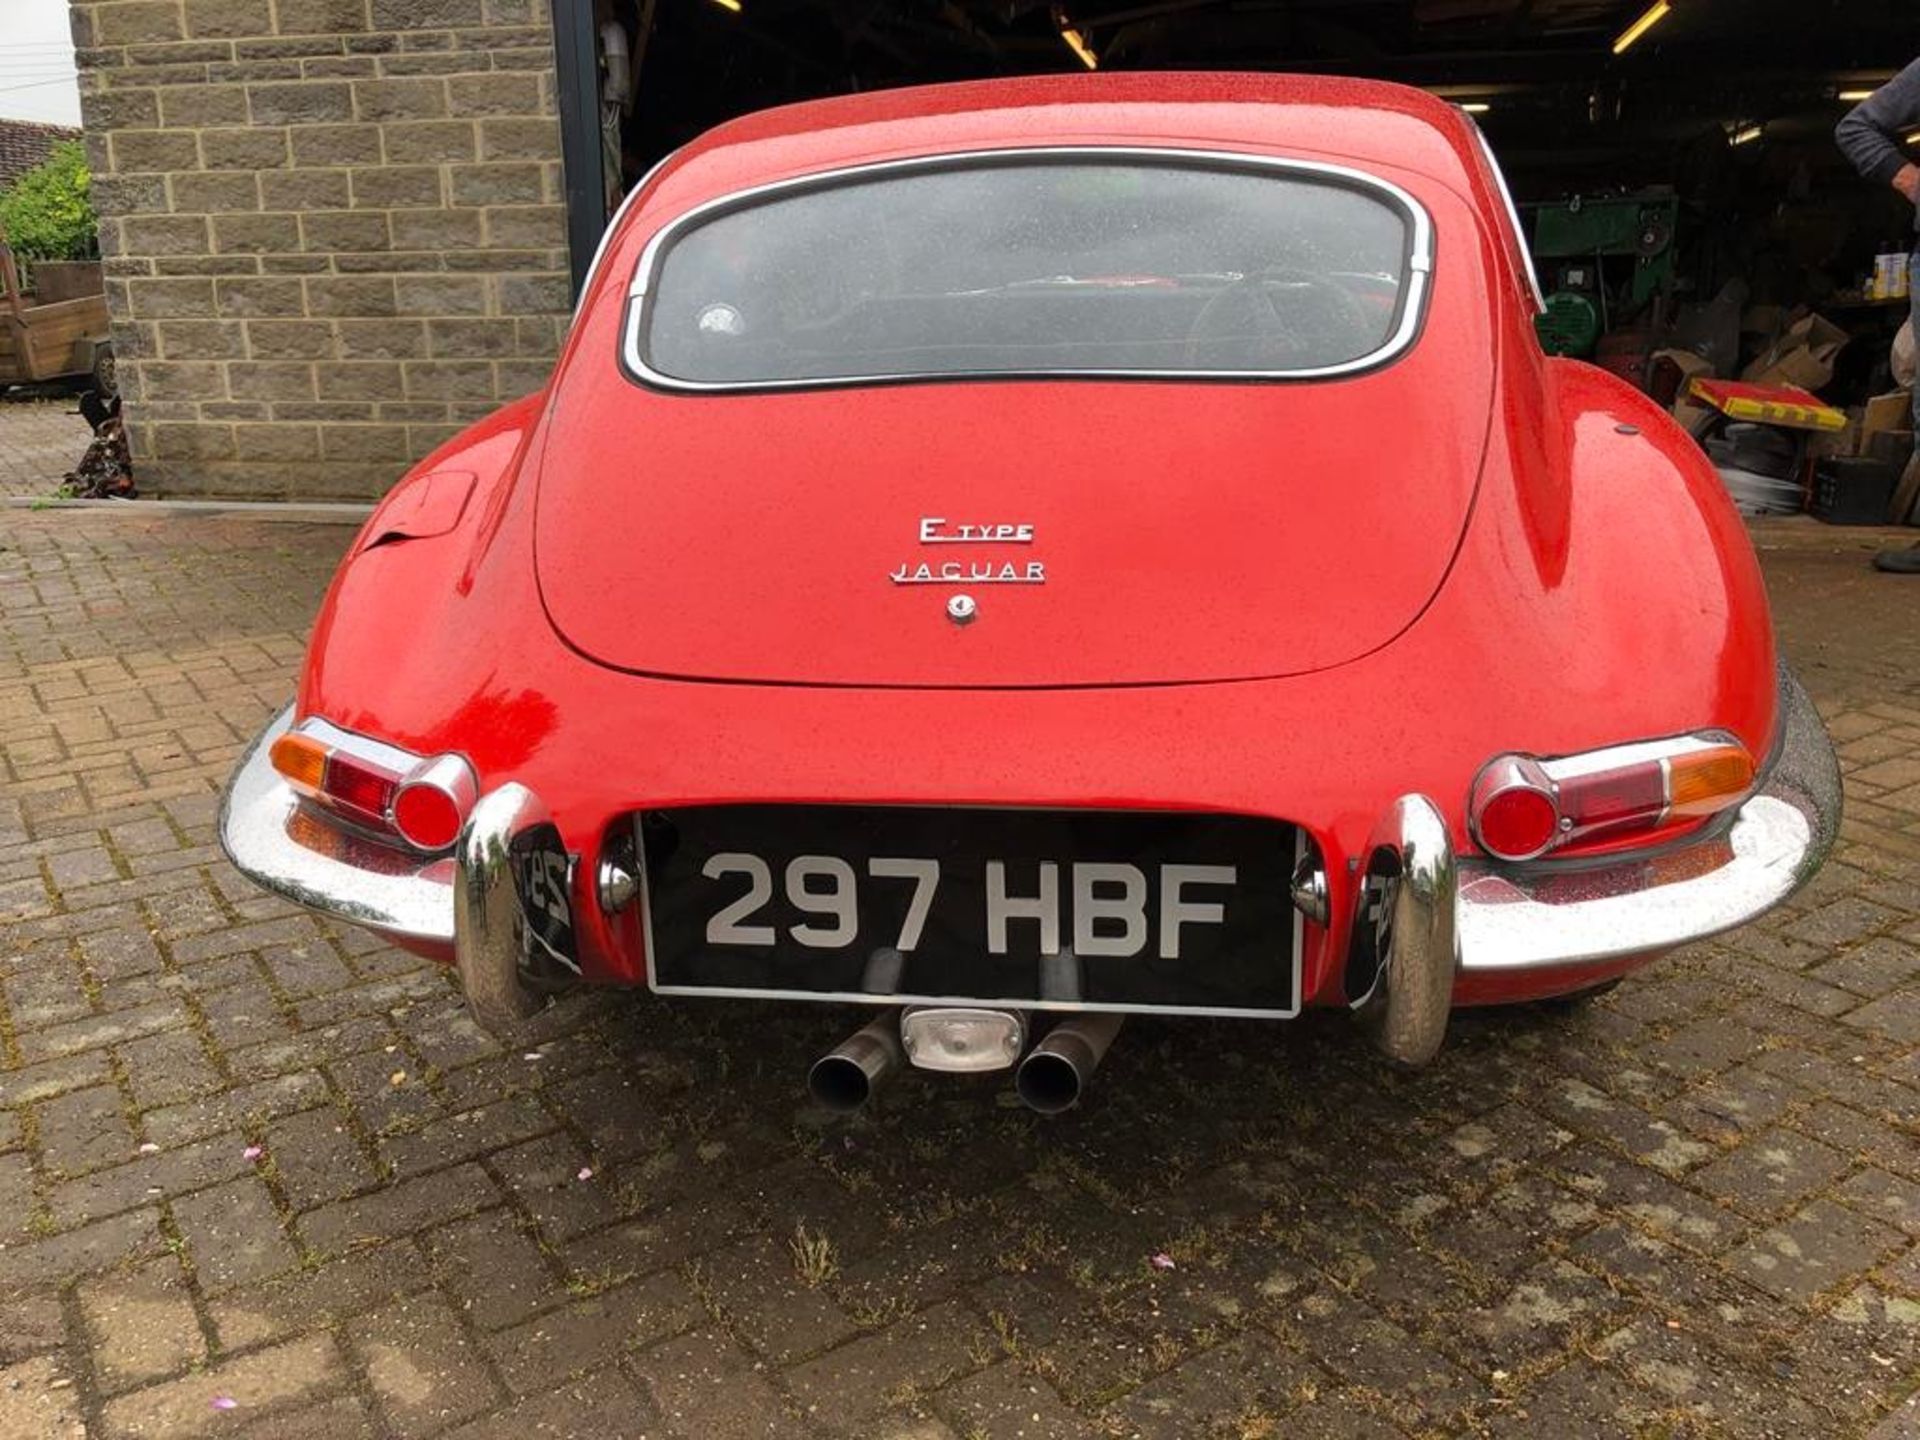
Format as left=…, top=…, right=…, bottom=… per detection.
left=1811, top=456, right=1899, bottom=524
left=1873, top=251, right=1912, bottom=301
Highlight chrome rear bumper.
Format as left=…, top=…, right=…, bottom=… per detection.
left=1456, top=664, right=1839, bottom=973
left=221, top=707, right=562, bottom=1032
left=1354, top=663, right=1840, bottom=1062
left=219, top=706, right=455, bottom=950
left=225, top=663, right=1839, bottom=1061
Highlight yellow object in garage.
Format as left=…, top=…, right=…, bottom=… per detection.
left=1688, top=378, right=1849, bottom=432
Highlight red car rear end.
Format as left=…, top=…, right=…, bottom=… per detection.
left=221, top=73, right=1839, bottom=1110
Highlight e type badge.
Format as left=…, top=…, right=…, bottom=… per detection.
left=890, top=517, right=1047, bottom=586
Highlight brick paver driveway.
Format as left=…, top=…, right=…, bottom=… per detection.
left=4, top=458, right=1920, bottom=1437
left=0, top=395, right=89, bottom=499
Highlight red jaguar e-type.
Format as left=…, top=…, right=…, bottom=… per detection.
left=222, top=73, right=1840, bottom=1113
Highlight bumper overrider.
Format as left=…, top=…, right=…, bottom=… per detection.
left=219, top=663, right=1840, bottom=1061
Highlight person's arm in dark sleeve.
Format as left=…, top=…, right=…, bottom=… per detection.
left=1837, top=58, right=1920, bottom=189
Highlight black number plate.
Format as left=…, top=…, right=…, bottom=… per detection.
left=639, top=805, right=1300, bottom=1016
left=511, top=822, right=578, bottom=975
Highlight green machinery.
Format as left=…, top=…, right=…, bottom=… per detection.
left=1526, top=190, right=1679, bottom=357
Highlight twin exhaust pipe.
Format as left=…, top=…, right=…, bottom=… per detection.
left=807, top=1009, right=1122, bottom=1115
left=805, top=1013, right=904, bottom=1114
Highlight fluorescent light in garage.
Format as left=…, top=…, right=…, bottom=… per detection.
left=710, top=0, right=741, bottom=11
left=1460, top=102, right=1491, bottom=114
left=1059, top=28, right=1098, bottom=68
left=1611, top=0, right=1671, bottom=55
left=1729, top=123, right=1763, bottom=146
left=1053, top=8, right=1098, bottom=69
left=1838, top=90, right=1875, bottom=101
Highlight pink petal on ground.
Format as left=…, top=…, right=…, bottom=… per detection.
left=210, top=1396, right=238, bottom=1411
left=242, top=1146, right=263, bottom=1161
left=1150, top=1253, right=1176, bottom=1271
left=137, top=1143, right=159, bottom=1155
left=577, top=1167, right=594, bottom=1182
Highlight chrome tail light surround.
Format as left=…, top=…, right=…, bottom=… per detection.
left=1469, top=732, right=1756, bottom=864
left=391, top=752, right=480, bottom=852
left=270, top=716, right=477, bottom=856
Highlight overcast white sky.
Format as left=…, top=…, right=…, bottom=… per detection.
left=1, top=0, right=83, bottom=127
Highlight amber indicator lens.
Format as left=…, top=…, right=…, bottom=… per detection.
left=269, top=732, right=328, bottom=792
left=1669, top=746, right=1755, bottom=815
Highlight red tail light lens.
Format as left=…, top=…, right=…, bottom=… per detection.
left=323, top=752, right=401, bottom=820
left=391, top=755, right=479, bottom=851
left=1471, top=735, right=1755, bottom=862
left=391, top=783, right=462, bottom=851
left=269, top=720, right=475, bottom=854
left=1472, top=758, right=1561, bottom=861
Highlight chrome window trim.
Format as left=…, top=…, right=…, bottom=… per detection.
left=619, top=145, right=1435, bottom=393
left=1467, top=120, right=1545, bottom=315
left=571, top=147, right=679, bottom=328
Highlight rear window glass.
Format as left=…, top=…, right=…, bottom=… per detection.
left=633, top=154, right=1424, bottom=387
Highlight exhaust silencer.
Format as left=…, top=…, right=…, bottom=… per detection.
left=807, top=1012, right=903, bottom=1113
left=1015, top=1014, right=1123, bottom=1114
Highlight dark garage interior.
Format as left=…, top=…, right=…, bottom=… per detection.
left=573, top=0, right=1920, bottom=520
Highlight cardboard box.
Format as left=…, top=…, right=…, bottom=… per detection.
left=1740, top=313, right=1849, bottom=393
left=1863, top=390, right=1914, bottom=440
left=1865, top=428, right=1914, bottom=469
left=1654, top=348, right=1716, bottom=434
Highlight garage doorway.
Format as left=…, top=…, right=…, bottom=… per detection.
left=546, top=0, right=1918, bottom=394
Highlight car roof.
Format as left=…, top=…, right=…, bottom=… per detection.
left=639, top=72, right=1484, bottom=215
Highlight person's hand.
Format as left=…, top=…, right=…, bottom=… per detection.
left=1897, top=164, right=1920, bottom=205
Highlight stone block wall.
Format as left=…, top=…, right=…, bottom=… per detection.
left=68, top=0, right=572, bottom=500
